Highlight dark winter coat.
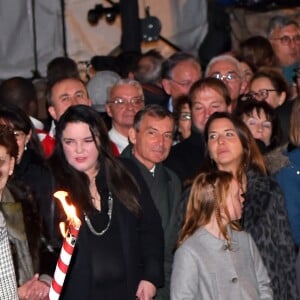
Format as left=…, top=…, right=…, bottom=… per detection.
left=243, top=169, right=298, bottom=300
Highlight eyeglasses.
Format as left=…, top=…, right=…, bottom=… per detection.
left=210, top=72, right=240, bottom=82
left=169, top=79, right=195, bottom=88
left=248, top=89, right=277, bottom=100
left=271, top=35, right=300, bottom=46
left=179, top=112, right=192, bottom=121
left=107, top=97, right=144, bottom=106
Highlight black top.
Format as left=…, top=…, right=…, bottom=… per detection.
left=13, top=149, right=54, bottom=237
left=164, top=127, right=206, bottom=184
left=60, top=159, right=164, bottom=300
left=276, top=99, right=293, bottom=144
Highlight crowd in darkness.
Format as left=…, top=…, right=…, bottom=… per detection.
left=0, top=13, right=300, bottom=300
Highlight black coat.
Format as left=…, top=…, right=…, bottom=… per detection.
left=60, top=158, right=164, bottom=300
left=13, top=149, right=54, bottom=239
left=243, top=169, right=298, bottom=300
left=164, top=127, right=206, bottom=184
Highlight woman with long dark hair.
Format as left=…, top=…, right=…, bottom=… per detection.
left=49, top=105, right=164, bottom=300
left=201, top=111, right=298, bottom=299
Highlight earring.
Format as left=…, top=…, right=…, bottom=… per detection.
left=9, top=170, right=13, bottom=175
left=24, top=144, right=27, bottom=151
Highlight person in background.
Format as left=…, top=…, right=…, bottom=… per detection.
left=205, top=54, right=246, bottom=109
left=249, top=67, right=291, bottom=143
left=0, top=77, right=44, bottom=132
left=0, top=104, right=54, bottom=245
left=41, top=77, right=92, bottom=157
left=171, top=170, right=272, bottom=300
left=122, top=105, right=181, bottom=300
left=49, top=105, right=164, bottom=300
left=234, top=99, right=282, bottom=155
left=87, top=70, right=121, bottom=129
left=239, top=35, right=277, bottom=71
left=46, top=56, right=80, bottom=87
left=134, top=49, right=169, bottom=107
left=173, top=96, right=192, bottom=143
left=201, top=112, right=298, bottom=299
left=164, top=78, right=230, bottom=184
left=0, top=124, right=50, bottom=300
left=106, top=79, right=145, bottom=154
left=235, top=57, right=254, bottom=94
left=88, top=55, right=119, bottom=79
left=268, top=15, right=300, bottom=94
left=116, top=51, right=141, bottom=79
left=275, top=97, right=300, bottom=293
left=161, top=52, right=202, bottom=112
left=275, top=98, right=300, bottom=246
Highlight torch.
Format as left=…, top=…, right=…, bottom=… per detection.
left=48, top=191, right=81, bottom=300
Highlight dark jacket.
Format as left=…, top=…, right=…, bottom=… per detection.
left=121, top=146, right=182, bottom=300
left=243, top=169, right=298, bottom=300
left=275, top=147, right=300, bottom=245
left=164, top=127, right=205, bottom=184
left=13, top=149, right=54, bottom=239
left=275, top=98, right=293, bottom=144
left=60, top=158, right=164, bottom=300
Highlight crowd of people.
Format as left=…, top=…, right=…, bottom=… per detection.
left=0, top=12, right=299, bottom=300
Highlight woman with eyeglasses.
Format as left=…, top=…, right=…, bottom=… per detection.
left=200, top=111, right=298, bottom=300
left=49, top=105, right=164, bottom=300
left=248, top=67, right=292, bottom=143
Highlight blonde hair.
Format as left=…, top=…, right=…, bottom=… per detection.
left=178, top=170, right=240, bottom=249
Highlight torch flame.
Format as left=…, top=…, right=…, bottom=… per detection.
left=54, top=191, right=81, bottom=229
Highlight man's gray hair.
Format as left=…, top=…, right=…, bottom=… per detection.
left=205, top=54, right=242, bottom=77
left=267, top=15, right=300, bottom=38
left=107, top=78, right=144, bottom=102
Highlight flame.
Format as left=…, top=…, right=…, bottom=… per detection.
left=54, top=191, right=81, bottom=230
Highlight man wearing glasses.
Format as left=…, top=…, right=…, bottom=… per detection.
left=268, top=15, right=300, bottom=87
left=106, top=79, right=145, bottom=154
left=161, top=52, right=202, bottom=112
left=205, top=54, right=246, bottom=109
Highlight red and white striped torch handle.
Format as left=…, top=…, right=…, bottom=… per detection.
left=48, top=224, right=80, bottom=300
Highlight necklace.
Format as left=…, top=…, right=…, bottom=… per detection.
left=84, top=193, right=113, bottom=236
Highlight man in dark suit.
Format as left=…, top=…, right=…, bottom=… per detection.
left=121, top=105, right=181, bottom=300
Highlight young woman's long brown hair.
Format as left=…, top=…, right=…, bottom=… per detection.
left=178, top=170, right=240, bottom=249
left=202, top=112, right=267, bottom=185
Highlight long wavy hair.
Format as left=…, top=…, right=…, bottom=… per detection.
left=49, top=105, right=141, bottom=218
left=178, top=170, right=240, bottom=249
left=201, top=112, right=266, bottom=184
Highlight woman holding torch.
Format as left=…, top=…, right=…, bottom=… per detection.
left=49, top=105, right=164, bottom=300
